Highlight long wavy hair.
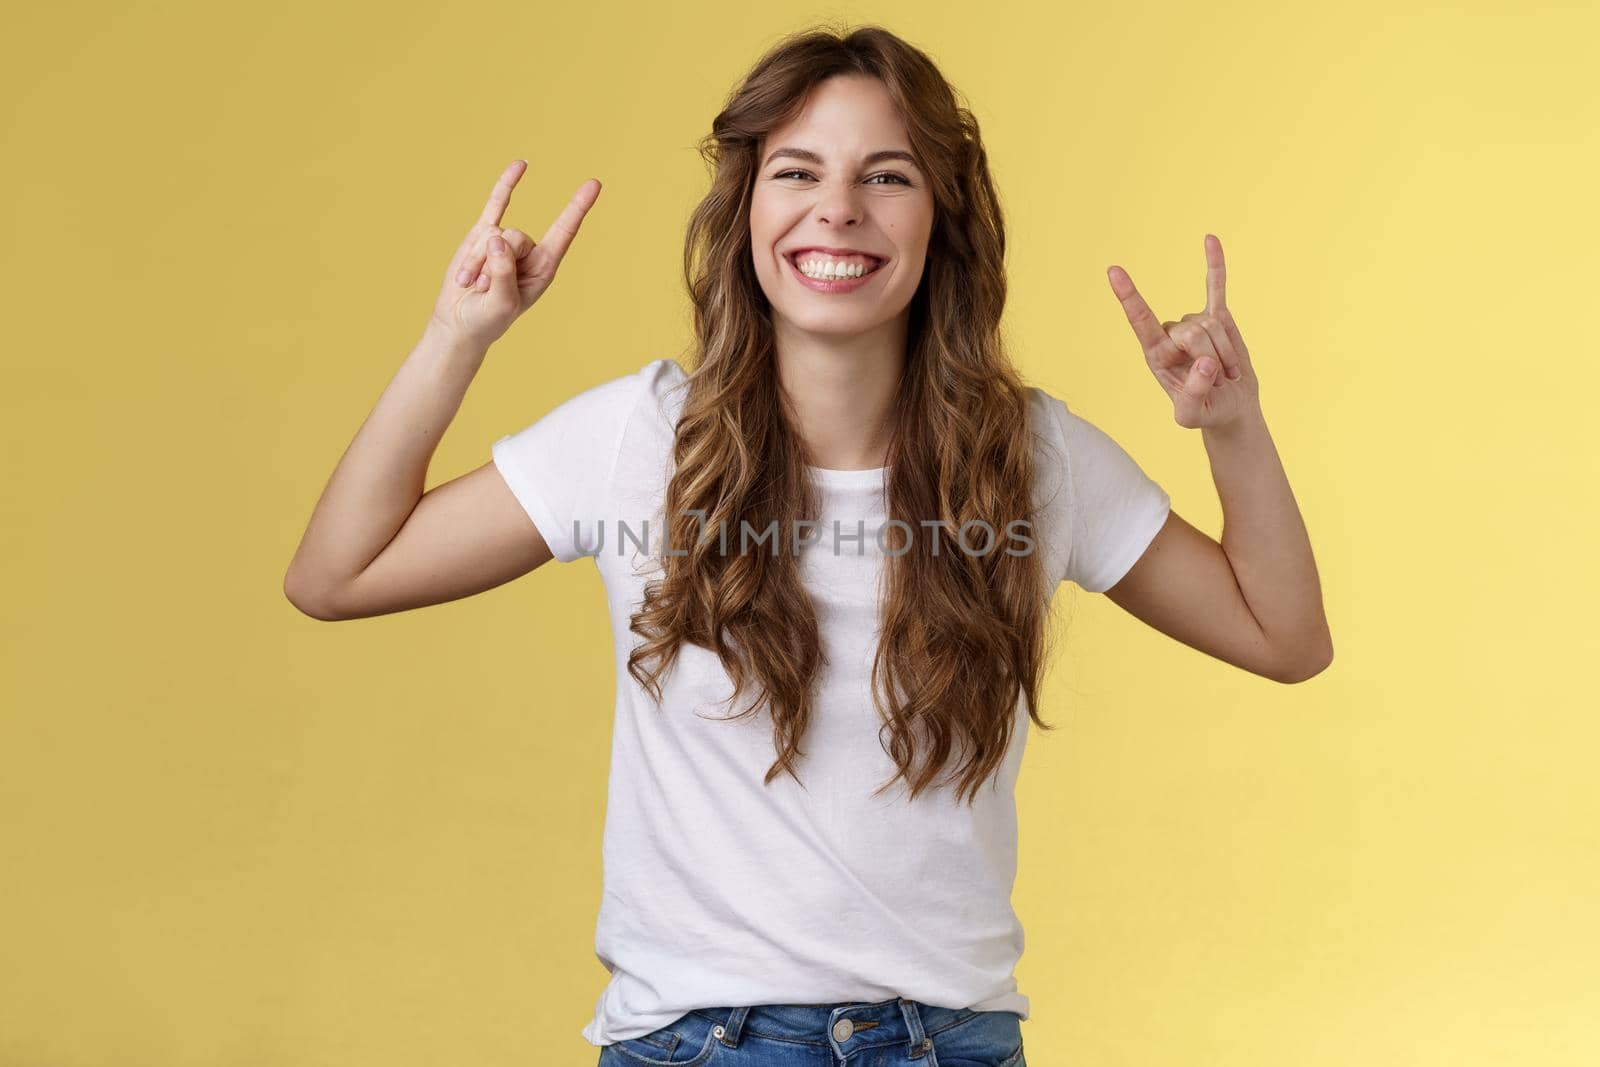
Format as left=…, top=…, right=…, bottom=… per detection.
left=627, top=23, right=1058, bottom=806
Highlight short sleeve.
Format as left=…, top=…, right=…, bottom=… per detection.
left=1051, top=394, right=1172, bottom=592
left=491, top=369, right=646, bottom=563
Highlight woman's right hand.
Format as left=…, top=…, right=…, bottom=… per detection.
left=428, top=160, right=602, bottom=350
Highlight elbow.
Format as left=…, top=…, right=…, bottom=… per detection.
left=283, top=567, right=347, bottom=622
left=1272, top=633, right=1335, bottom=684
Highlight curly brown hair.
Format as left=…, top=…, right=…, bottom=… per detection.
left=627, top=22, right=1058, bottom=807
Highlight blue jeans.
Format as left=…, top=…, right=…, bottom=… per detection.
left=597, top=997, right=1025, bottom=1065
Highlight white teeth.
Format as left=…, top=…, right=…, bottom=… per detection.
left=794, top=254, right=876, bottom=280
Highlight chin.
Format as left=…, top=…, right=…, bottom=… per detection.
left=776, top=307, right=887, bottom=337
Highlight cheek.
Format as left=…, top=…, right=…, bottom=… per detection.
left=885, top=201, right=933, bottom=254
left=747, top=211, right=778, bottom=266
left=748, top=194, right=780, bottom=236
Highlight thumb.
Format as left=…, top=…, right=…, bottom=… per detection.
left=1185, top=356, right=1217, bottom=397
left=1173, top=357, right=1214, bottom=423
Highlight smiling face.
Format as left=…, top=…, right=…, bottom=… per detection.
left=749, top=74, right=936, bottom=339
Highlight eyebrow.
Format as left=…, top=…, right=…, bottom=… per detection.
left=762, top=146, right=921, bottom=170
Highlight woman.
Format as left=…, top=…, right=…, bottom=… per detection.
left=283, top=23, right=1332, bottom=1067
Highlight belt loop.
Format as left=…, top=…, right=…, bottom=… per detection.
left=898, top=998, right=933, bottom=1058
left=716, top=1006, right=750, bottom=1047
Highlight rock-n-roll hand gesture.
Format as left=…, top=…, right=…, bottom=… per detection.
left=428, top=159, right=602, bottom=350
left=1107, top=234, right=1261, bottom=430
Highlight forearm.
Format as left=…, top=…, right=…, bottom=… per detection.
left=1200, top=406, right=1333, bottom=673
left=284, top=322, right=489, bottom=601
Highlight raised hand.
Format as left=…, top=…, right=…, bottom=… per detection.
left=1107, top=234, right=1260, bottom=429
left=429, top=159, right=602, bottom=349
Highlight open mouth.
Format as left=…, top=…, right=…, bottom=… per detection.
left=783, top=250, right=888, bottom=281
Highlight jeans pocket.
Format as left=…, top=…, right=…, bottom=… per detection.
left=930, top=1009, right=1025, bottom=1067
left=601, top=1011, right=722, bottom=1066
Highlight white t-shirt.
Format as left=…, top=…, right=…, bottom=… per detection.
left=491, top=358, right=1171, bottom=1046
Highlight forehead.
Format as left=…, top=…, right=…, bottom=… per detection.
left=761, top=74, right=910, bottom=156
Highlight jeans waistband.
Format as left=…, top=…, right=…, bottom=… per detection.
left=691, top=997, right=975, bottom=1055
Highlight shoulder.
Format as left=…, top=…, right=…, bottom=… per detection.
left=1021, top=383, right=1096, bottom=454
left=575, top=356, right=683, bottom=414
left=1022, top=384, right=1171, bottom=592
left=529, top=356, right=686, bottom=439
left=639, top=357, right=689, bottom=423
left=608, top=357, right=689, bottom=454
left=1023, top=385, right=1066, bottom=443
left=1022, top=383, right=1155, bottom=494
left=491, top=356, right=685, bottom=465
left=1022, top=384, right=1072, bottom=496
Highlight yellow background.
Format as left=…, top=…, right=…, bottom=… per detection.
left=3, top=1, right=1596, bottom=1064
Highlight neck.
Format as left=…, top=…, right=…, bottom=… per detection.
left=773, top=314, right=906, bottom=470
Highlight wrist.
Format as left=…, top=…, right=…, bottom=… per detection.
left=1201, top=404, right=1269, bottom=447
left=420, top=316, right=492, bottom=362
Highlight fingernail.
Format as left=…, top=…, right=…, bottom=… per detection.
left=456, top=270, right=469, bottom=286
left=489, top=236, right=506, bottom=255
left=1198, top=358, right=1213, bottom=374
left=1228, top=366, right=1241, bottom=379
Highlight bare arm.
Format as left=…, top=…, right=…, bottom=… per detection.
left=1105, top=423, right=1332, bottom=684
left=1101, top=235, right=1333, bottom=682
left=282, top=325, right=556, bottom=620
left=282, top=160, right=602, bottom=620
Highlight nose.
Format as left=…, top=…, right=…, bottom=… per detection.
left=814, top=181, right=863, bottom=228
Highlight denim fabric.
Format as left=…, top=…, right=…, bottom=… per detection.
left=597, top=997, right=1025, bottom=1066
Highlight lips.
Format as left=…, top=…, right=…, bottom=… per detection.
left=782, top=250, right=886, bottom=293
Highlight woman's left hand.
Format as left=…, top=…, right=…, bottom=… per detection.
left=1107, top=234, right=1261, bottom=429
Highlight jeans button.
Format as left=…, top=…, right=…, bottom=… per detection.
left=832, top=1018, right=855, bottom=1041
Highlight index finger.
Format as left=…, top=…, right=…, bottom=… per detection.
left=477, top=159, right=528, bottom=227
left=1107, top=264, right=1168, bottom=354
left=1204, top=233, right=1227, bottom=314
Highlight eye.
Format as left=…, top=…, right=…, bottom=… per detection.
left=772, top=169, right=912, bottom=186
